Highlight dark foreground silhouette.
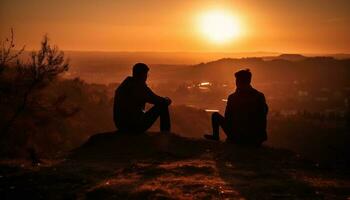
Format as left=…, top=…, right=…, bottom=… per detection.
left=205, top=69, right=268, bottom=146
left=1, top=132, right=349, bottom=199
left=113, top=63, right=171, bottom=133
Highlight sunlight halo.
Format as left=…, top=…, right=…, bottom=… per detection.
left=198, top=10, right=242, bottom=44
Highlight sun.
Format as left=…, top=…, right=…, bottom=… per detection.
left=198, top=10, right=241, bottom=44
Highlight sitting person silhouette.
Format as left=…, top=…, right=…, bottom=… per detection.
left=113, top=63, right=171, bottom=133
left=204, top=69, right=268, bottom=146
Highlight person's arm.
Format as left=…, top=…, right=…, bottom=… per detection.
left=261, top=94, right=268, bottom=116
left=258, top=93, right=268, bottom=133
left=145, top=85, right=170, bottom=105
left=264, top=98, right=268, bottom=116
left=224, top=95, right=234, bottom=120
left=113, top=89, right=118, bottom=124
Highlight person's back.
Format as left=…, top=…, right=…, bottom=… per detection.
left=204, top=69, right=268, bottom=146
left=114, top=76, right=148, bottom=129
left=113, top=63, right=172, bottom=133
left=226, top=86, right=268, bottom=144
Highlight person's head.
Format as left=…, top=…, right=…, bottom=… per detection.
left=235, top=69, right=252, bottom=88
left=132, top=63, right=149, bottom=82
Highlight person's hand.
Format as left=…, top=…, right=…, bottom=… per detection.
left=164, top=97, right=172, bottom=106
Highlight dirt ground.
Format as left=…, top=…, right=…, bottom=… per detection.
left=1, top=132, right=349, bottom=199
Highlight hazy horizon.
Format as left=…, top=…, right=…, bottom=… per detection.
left=5, top=38, right=350, bottom=56
left=56, top=50, right=350, bottom=55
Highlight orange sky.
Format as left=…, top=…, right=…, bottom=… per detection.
left=1, top=0, right=349, bottom=53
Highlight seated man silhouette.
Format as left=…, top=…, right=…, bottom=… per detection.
left=204, top=69, right=268, bottom=146
left=113, top=63, right=172, bottom=133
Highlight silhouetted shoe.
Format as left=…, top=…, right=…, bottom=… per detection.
left=204, top=134, right=219, bottom=141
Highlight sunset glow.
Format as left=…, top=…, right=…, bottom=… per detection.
left=198, top=10, right=241, bottom=44
left=0, top=0, right=350, bottom=53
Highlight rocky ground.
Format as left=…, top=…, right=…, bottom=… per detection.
left=1, top=132, right=350, bottom=199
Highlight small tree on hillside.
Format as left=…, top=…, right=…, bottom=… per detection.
left=0, top=30, right=69, bottom=140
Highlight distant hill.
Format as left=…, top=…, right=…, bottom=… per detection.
left=264, top=53, right=350, bottom=61
left=264, top=54, right=307, bottom=61
left=277, top=54, right=306, bottom=61
left=189, top=55, right=350, bottom=87
left=312, top=53, right=350, bottom=59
